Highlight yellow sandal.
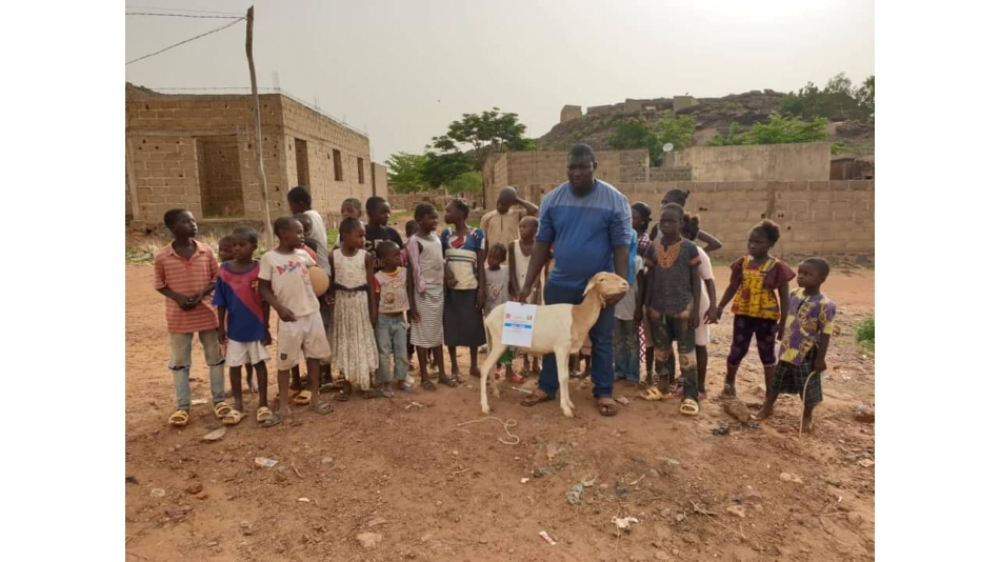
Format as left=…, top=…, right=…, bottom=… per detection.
left=641, top=388, right=664, bottom=401
left=168, top=410, right=189, bottom=426
left=213, top=401, right=233, bottom=419
left=256, top=406, right=273, bottom=423
left=222, top=410, right=245, bottom=425
left=293, top=390, right=312, bottom=406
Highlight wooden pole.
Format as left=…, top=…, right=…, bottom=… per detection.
left=245, top=6, right=274, bottom=248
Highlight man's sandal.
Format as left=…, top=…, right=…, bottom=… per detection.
left=597, top=397, right=619, bottom=417
left=680, top=398, right=700, bottom=416
left=168, top=410, right=189, bottom=426
left=293, top=390, right=312, bottom=406
left=421, top=380, right=437, bottom=392
left=213, top=402, right=233, bottom=419
left=520, top=390, right=552, bottom=407
left=438, top=376, right=459, bottom=388
left=222, top=410, right=245, bottom=425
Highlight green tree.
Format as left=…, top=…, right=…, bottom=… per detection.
left=444, top=171, right=483, bottom=195
left=431, top=108, right=529, bottom=171
left=421, top=151, right=472, bottom=189
left=654, top=115, right=696, bottom=152
left=856, top=75, right=874, bottom=120
left=386, top=152, right=430, bottom=193
left=706, top=114, right=830, bottom=146
left=608, top=118, right=662, bottom=164
left=778, top=73, right=873, bottom=122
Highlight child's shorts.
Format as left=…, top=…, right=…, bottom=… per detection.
left=276, top=311, right=330, bottom=370
left=225, top=340, right=270, bottom=367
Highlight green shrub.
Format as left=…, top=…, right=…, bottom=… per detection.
left=855, top=315, right=874, bottom=347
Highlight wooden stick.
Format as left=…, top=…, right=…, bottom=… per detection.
left=800, top=371, right=818, bottom=437
left=245, top=6, right=273, bottom=249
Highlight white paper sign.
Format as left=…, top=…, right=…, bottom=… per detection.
left=501, top=302, right=538, bottom=348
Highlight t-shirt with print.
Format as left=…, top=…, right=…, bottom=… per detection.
left=615, top=255, right=645, bottom=321
left=536, top=180, right=633, bottom=291
left=303, top=210, right=331, bottom=276
left=258, top=249, right=319, bottom=318
left=212, top=261, right=266, bottom=343
left=484, top=265, right=510, bottom=315
left=374, top=267, right=410, bottom=315
left=643, top=238, right=701, bottom=316
left=365, top=224, right=404, bottom=273
left=779, top=289, right=837, bottom=366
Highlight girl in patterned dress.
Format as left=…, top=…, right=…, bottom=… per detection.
left=712, top=220, right=796, bottom=398
left=630, top=202, right=654, bottom=386
left=328, top=218, right=380, bottom=400
left=407, top=203, right=447, bottom=391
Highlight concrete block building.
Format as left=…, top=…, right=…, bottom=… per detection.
left=125, top=83, right=387, bottom=231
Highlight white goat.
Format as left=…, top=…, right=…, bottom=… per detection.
left=480, top=271, right=630, bottom=417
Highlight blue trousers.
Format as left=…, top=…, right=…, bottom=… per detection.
left=538, top=282, right=616, bottom=399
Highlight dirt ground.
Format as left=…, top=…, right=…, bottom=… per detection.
left=125, top=259, right=875, bottom=562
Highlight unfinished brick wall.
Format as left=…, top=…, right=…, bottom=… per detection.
left=371, top=162, right=388, bottom=199
left=279, top=97, right=371, bottom=228
left=198, top=137, right=244, bottom=217
left=126, top=90, right=374, bottom=233
left=618, top=181, right=874, bottom=260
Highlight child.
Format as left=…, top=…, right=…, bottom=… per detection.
left=651, top=214, right=717, bottom=397
left=218, top=236, right=255, bottom=394
left=154, top=209, right=230, bottom=427
left=484, top=244, right=517, bottom=380
left=365, top=196, right=404, bottom=272
left=407, top=203, right=447, bottom=390
left=640, top=203, right=703, bottom=416
left=333, top=198, right=363, bottom=249
left=327, top=217, right=380, bottom=400
left=508, top=216, right=541, bottom=377
left=294, top=212, right=335, bottom=389
left=441, top=199, right=486, bottom=383
left=403, top=219, right=419, bottom=369
left=755, top=258, right=835, bottom=432
left=287, top=186, right=330, bottom=274
left=713, top=219, right=796, bottom=398
left=213, top=227, right=275, bottom=426
left=341, top=198, right=363, bottom=220
left=680, top=214, right=718, bottom=400
left=650, top=189, right=723, bottom=253
left=373, top=241, right=414, bottom=396
left=614, top=252, right=645, bottom=386
left=258, top=216, right=334, bottom=420
left=630, top=202, right=655, bottom=386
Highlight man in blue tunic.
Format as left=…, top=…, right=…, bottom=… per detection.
left=516, top=144, right=632, bottom=416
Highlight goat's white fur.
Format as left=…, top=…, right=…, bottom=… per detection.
left=479, top=272, right=630, bottom=417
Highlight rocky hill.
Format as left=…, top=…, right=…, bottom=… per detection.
left=536, top=90, right=874, bottom=157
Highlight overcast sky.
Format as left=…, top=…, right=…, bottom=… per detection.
left=125, top=0, right=874, bottom=163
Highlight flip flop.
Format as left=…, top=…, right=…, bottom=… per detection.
left=168, top=410, right=189, bottom=426
left=222, top=410, right=245, bottom=425
left=310, top=401, right=334, bottom=415
left=421, top=380, right=437, bottom=392
left=334, top=391, right=351, bottom=402
left=509, top=374, right=525, bottom=384
left=641, top=388, right=664, bottom=401
left=213, top=401, right=233, bottom=419
left=438, top=376, right=459, bottom=388
left=680, top=398, right=700, bottom=416
left=293, top=390, right=312, bottom=406
left=261, top=412, right=283, bottom=427
left=256, top=406, right=273, bottom=423
left=398, top=382, right=416, bottom=393
left=287, top=388, right=302, bottom=401
left=520, top=390, right=553, bottom=407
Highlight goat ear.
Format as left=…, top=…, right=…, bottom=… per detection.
left=583, top=279, right=597, bottom=297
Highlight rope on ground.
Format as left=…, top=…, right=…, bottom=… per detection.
left=456, top=416, right=520, bottom=445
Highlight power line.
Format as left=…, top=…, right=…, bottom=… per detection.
left=126, top=17, right=245, bottom=66
left=126, top=12, right=243, bottom=19
left=125, top=5, right=242, bottom=16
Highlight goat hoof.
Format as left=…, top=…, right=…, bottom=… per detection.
left=562, top=408, right=574, bottom=418
left=492, top=388, right=501, bottom=398
left=481, top=405, right=492, bottom=415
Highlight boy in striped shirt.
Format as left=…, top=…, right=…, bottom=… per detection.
left=154, top=209, right=232, bottom=427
